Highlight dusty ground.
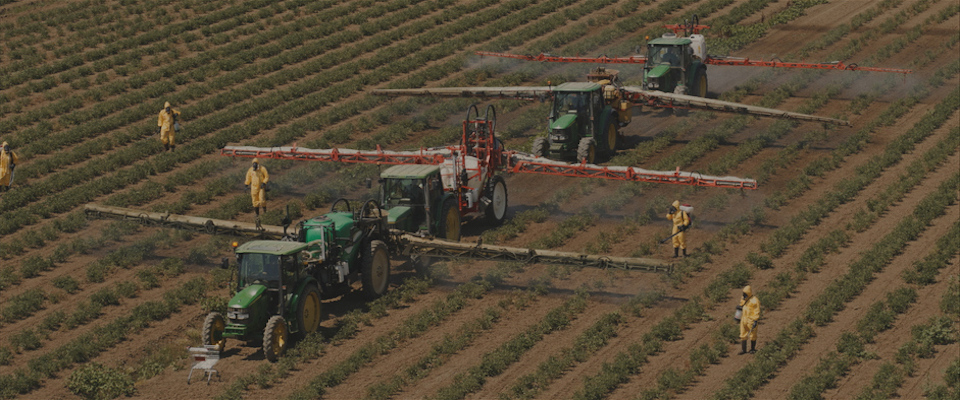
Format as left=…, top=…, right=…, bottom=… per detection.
left=0, top=0, right=957, bottom=399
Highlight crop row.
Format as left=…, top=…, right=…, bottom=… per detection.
left=787, top=218, right=959, bottom=400
left=431, top=290, right=589, bottom=400
left=0, top=276, right=209, bottom=398
left=231, top=263, right=516, bottom=400
left=0, top=0, right=517, bottom=234
left=761, top=68, right=960, bottom=257
left=712, top=166, right=960, bottom=399
left=9, top=0, right=442, bottom=164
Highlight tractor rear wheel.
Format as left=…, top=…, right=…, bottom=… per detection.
left=577, top=138, right=596, bottom=164
left=263, top=316, right=288, bottom=362
left=296, top=284, right=322, bottom=337
left=362, top=240, right=390, bottom=299
left=694, top=69, right=708, bottom=97
left=531, top=137, right=548, bottom=158
left=605, top=122, right=618, bottom=153
left=438, top=198, right=461, bottom=241
left=485, top=176, right=508, bottom=225
left=202, top=312, right=226, bottom=352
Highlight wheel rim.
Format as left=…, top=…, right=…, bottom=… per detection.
left=372, top=248, right=389, bottom=293
left=588, top=144, right=596, bottom=163
left=301, top=291, right=321, bottom=333
left=272, top=323, right=286, bottom=355
left=492, top=181, right=507, bottom=220
left=698, top=74, right=707, bottom=97
left=210, top=318, right=225, bottom=350
left=607, top=124, right=617, bottom=150
left=445, top=206, right=460, bottom=240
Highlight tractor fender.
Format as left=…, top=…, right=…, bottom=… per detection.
left=284, top=276, right=321, bottom=331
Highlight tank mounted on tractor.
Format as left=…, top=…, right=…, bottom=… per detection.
left=201, top=199, right=391, bottom=361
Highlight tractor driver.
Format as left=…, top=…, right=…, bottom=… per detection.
left=661, top=47, right=681, bottom=66
left=559, top=93, right=585, bottom=114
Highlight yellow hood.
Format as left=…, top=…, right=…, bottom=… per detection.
left=672, top=200, right=681, bottom=208
left=743, top=285, right=753, bottom=298
left=164, top=101, right=171, bottom=108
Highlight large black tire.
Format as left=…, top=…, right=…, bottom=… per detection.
left=604, top=121, right=618, bottom=154
left=361, top=240, right=390, bottom=299
left=484, top=176, right=508, bottom=225
left=202, top=312, right=226, bottom=352
left=531, top=137, right=548, bottom=158
left=263, top=316, right=287, bottom=362
left=577, top=138, right=596, bottom=164
left=296, top=284, right=322, bottom=337
left=437, top=198, right=461, bottom=241
left=694, top=68, right=708, bottom=98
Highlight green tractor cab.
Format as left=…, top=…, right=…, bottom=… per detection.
left=642, top=36, right=707, bottom=98
left=378, top=164, right=461, bottom=241
left=203, top=200, right=390, bottom=362
left=531, top=82, right=622, bottom=163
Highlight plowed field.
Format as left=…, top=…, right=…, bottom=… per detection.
left=1, top=0, right=957, bottom=399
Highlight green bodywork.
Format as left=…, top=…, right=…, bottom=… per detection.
left=379, top=164, right=453, bottom=236
left=223, top=240, right=319, bottom=340
left=642, top=40, right=705, bottom=94
left=542, top=82, right=618, bottom=160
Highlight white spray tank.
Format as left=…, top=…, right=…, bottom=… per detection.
left=688, top=34, right=706, bottom=60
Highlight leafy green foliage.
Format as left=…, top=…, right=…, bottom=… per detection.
left=66, top=363, right=136, bottom=400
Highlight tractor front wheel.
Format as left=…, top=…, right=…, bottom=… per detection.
left=296, top=284, right=322, bottom=337
left=202, top=312, right=226, bottom=352
left=531, top=137, right=548, bottom=158
left=484, top=176, right=508, bottom=225
left=577, top=138, right=596, bottom=164
left=362, top=240, right=390, bottom=299
left=438, top=198, right=461, bottom=241
left=263, top=316, right=288, bottom=362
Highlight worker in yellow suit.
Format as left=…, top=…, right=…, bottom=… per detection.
left=666, top=200, right=691, bottom=258
left=245, top=158, right=269, bottom=218
left=157, top=101, right=181, bottom=151
left=738, top=285, right=761, bottom=355
left=0, top=141, right=19, bottom=192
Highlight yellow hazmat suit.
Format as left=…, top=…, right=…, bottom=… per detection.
left=739, top=285, right=761, bottom=344
left=157, top=101, right=181, bottom=149
left=0, top=142, right=19, bottom=188
left=666, top=200, right=691, bottom=251
left=245, top=159, right=269, bottom=212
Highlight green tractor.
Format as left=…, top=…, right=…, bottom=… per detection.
left=531, top=81, right=626, bottom=164
left=202, top=199, right=390, bottom=362
left=641, top=35, right=708, bottom=98
left=377, top=164, right=464, bottom=242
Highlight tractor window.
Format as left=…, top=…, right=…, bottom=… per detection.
left=384, top=178, right=424, bottom=205
left=239, top=253, right=281, bottom=287
left=555, top=92, right=586, bottom=115
left=649, top=45, right=682, bottom=67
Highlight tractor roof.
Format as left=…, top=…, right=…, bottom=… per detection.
left=235, top=240, right=307, bottom=255
left=381, top=164, right=440, bottom=179
left=648, top=37, right=692, bottom=46
left=555, top=82, right=601, bottom=92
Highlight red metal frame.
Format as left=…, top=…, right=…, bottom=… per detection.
left=474, top=53, right=912, bottom=74
left=507, top=158, right=757, bottom=189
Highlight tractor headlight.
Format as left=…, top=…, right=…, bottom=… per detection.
left=648, top=80, right=659, bottom=89
left=550, top=129, right=569, bottom=142
left=227, top=307, right=250, bottom=320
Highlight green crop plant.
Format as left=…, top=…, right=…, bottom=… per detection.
left=941, top=276, right=960, bottom=319
left=66, top=362, right=136, bottom=400
left=52, top=275, right=80, bottom=294
left=0, top=288, right=47, bottom=324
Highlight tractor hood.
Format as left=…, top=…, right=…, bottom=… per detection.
left=646, top=64, right=673, bottom=79
left=388, top=206, right=412, bottom=225
left=229, top=284, right=266, bottom=309
left=550, top=114, right=578, bottom=130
